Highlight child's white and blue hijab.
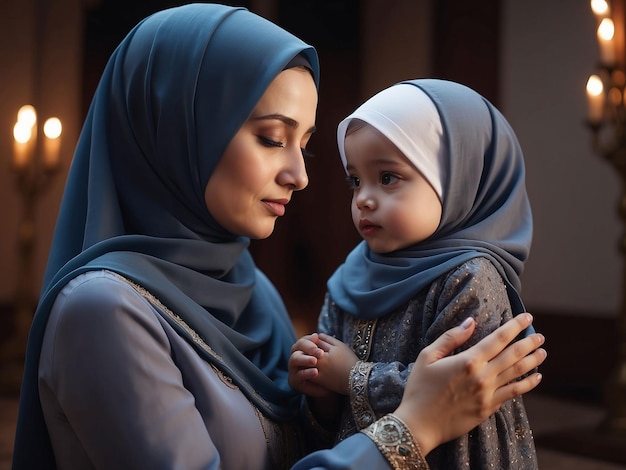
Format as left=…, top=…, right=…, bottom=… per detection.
left=13, top=4, right=319, bottom=468
left=329, top=79, right=532, bottom=320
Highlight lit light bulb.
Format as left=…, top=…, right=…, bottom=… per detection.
left=43, top=117, right=62, bottom=139
left=591, top=0, right=610, bottom=16
left=598, top=18, right=615, bottom=41
left=586, top=75, right=605, bottom=123
left=17, top=105, right=37, bottom=128
left=587, top=74, right=604, bottom=96
left=13, top=122, right=32, bottom=144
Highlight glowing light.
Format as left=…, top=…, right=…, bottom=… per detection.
left=598, top=18, right=615, bottom=41
left=587, top=74, right=604, bottom=96
left=591, top=0, right=610, bottom=16
left=13, top=122, right=32, bottom=144
left=43, top=117, right=62, bottom=139
left=17, top=105, right=37, bottom=128
left=586, top=75, right=605, bottom=123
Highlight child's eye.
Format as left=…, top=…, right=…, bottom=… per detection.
left=345, top=175, right=360, bottom=189
left=381, top=172, right=399, bottom=185
left=301, top=148, right=315, bottom=159
left=258, top=136, right=284, bottom=148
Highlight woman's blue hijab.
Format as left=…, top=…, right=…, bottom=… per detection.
left=13, top=4, right=319, bottom=468
left=327, top=79, right=532, bottom=319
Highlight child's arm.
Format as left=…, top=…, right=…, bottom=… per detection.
left=350, top=259, right=509, bottom=419
left=355, top=258, right=538, bottom=468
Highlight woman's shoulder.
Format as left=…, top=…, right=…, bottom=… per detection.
left=55, top=270, right=144, bottom=305
left=48, top=270, right=160, bottom=330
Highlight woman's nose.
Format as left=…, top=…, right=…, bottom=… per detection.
left=278, top=148, right=309, bottom=190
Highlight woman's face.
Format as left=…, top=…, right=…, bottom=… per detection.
left=204, top=67, right=318, bottom=239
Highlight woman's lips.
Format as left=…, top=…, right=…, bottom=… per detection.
left=262, top=199, right=288, bottom=216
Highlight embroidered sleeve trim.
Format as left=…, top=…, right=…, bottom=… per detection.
left=361, top=414, right=429, bottom=469
left=349, top=360, right=376, bottom=429
left=352, top=319, right=378, bottom=361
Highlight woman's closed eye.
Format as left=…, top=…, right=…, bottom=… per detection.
left=258, top=136, right=314, bottom=159
left=258, top=135, right=284, bottom=148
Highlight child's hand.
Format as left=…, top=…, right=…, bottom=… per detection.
left=313, top=333, right=359, bottom=395
left=289, top=334, right=333, bottom=397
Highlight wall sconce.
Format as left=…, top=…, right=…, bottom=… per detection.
left=585, top=0, right=626, bottom=437
left=13, top=105, right=62, bottom=172
left=1, top=105, right=62, bottom=375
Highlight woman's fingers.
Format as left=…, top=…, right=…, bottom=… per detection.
left=470, top=313, right=534, bottom=362
left=419, top=317, right=476, bottom=363
left=492, top=337, right=547, bottom=387
left=493, top=369, right=544, bottom=404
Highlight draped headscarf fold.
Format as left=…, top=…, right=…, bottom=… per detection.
left=14, top=4, right=319, bottom=467
left=327, top=79, right=532, bottom=320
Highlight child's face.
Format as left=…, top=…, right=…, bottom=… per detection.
left=344, top=123, right=442, bottom=253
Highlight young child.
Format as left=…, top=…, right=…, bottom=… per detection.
left=289, top=79, right=537, bottom=469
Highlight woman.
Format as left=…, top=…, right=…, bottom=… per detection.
left=12, top=4, right=545, bottom=469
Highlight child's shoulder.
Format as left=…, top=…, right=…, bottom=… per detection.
left=440, top=256, right=506, bottom=292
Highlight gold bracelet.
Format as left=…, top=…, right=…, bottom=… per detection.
left=361, top=414, right=429, bottom=470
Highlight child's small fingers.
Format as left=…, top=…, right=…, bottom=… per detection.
left=318, top=333, right=341, bottom=345
left=291, top=351, right=318, bottom=367
left=316, top=338, right=333, bottom=352
left=303, top=340, right=325, bottom=357
left=296, top=367, right=319, bottom=380
left=290, top=334, right=320, bottom=353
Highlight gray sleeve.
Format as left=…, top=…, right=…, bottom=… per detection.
left=39, top=272, right=220, bottom=470
left=365, top=258, right=537, bottom=469
left=364, top=258, right=512, bottom=419
left=291, top=432, right=389, bottom=470
left=317, top=292, right=342, bottom=337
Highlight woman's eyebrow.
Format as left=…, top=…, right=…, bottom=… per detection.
left=251, top=113, right=316, bottom=134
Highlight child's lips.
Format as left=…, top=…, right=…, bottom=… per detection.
left=359, top=219, right=380, bottom=235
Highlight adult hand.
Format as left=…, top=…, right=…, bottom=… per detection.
left=393, top=313, right=546, bottom=456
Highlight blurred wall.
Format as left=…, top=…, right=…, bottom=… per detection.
left=0, top=0, right=620, bottom=324
left=0, top=0, right=83, bottom=303
left=502, top=0, right=621, bottom=317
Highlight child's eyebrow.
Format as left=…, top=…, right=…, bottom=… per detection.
left=347, top=157, right=407, bottom=169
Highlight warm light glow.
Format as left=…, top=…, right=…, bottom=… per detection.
left=13, top=122, right=32, bottom=144
left=598, top=18, right=615, bottom=41
left=591, top=0, right=610, bottom=16
left=43, top=117, right=62, bottom=139
left=610, top=87, right=622, bottom=106
left=587, top=74, right=604, bottom=96
left=17, top=105, right=37, bottom=128
left=586, top=75, right=605, bottom=123
left=597, top=18, right=616, bottom=65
